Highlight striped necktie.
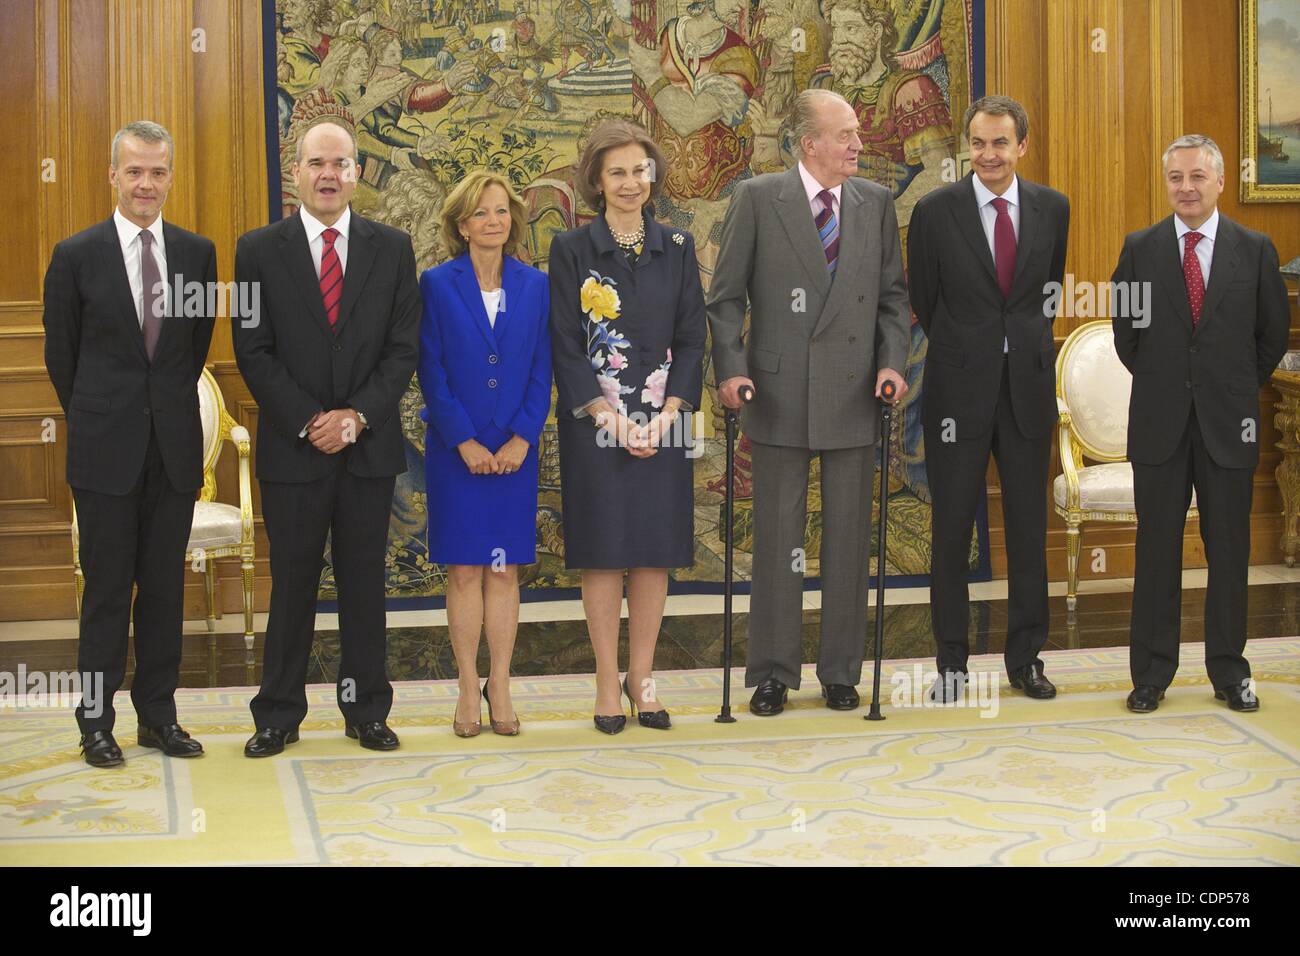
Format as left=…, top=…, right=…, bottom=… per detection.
left=319, top=227, right=342, bottom=326
left=815, top=188, right=838, bottom=275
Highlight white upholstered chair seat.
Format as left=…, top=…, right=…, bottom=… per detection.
left=189, top=501, right=245, bottom=551
left=1053, top=462, right=1198, bottom=513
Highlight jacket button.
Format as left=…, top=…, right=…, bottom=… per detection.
left=489, top=354, right=499, bottom=364
left=332, top=344, right=342, bottom=352
left=143, top=407, right=151, bottom=415
left=488, top=378, right=498, bottom=388
left=1185, top=381, right=1192, bottom=388
left=847, top=373, right=855, bottom=381
left=849, top=336, right=856, bottom=343
left=1190, top=346, right=1198, bottom=353
left=858, top=295, right=865, bottom=302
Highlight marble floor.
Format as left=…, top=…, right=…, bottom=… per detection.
left=3, top=565, right=1300, bottom=688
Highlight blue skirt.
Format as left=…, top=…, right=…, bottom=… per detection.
left=425, top=424, right=539, bottom=566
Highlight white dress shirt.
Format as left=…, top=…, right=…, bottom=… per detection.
left=972, top=175, right=1020, bottom=352
left=1175, top=207, right=1218, bottom=285
left=113, top=208, right=168, bottom=325
left=300, top=204, right=350, bottom=277
left=798, top=160, right=842, bottom=221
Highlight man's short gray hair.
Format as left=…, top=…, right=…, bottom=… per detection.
left=1163, top=134, right=1224, bottom=177
left=789, top=89, right=850, bottom=157
left=111, top=121, right=174, bottom=168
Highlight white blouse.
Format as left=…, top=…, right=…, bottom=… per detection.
left=481, top=288, right=503, bottom=328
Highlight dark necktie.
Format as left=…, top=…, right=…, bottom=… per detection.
left=319, top=227, right=342, bottom=326
left=1182, top=231, right=1205, bottom=328
left=138, top=229, right=162, bottom=361
left=991, top=196, right=1016, bottom=299
left=815, top=188, right=839, bottom=275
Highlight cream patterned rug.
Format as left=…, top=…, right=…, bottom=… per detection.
left=2, top=640, right=1298, bottom=866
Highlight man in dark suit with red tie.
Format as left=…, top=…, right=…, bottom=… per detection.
left=907, top=96, right=1070, bottom=702
left=1111, top=134, right=1290, bottom=713
left=233, top=119, right=420, bottom=756
left=43, top=121, right=216, bottom=767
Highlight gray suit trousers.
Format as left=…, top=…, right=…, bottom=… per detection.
left=747, top=440, right=873, bottom=689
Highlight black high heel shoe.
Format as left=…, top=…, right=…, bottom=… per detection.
left=623, top=677, right=671, bottom=730
left=593, top=679, right=627, bottom=734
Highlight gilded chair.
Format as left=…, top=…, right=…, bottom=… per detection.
left=1054, top=320, right=1197, bottom=614
left=73, top=368, right=255, bottom=682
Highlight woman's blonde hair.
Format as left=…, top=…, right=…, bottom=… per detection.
left=440, top=170, right=528, bottom=257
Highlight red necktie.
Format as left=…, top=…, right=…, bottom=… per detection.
left=319, top=227, right=342, bottom=326
left=991, top=197, right=1016, bottom=299
left=1182, top=231, right=1205, bottom=328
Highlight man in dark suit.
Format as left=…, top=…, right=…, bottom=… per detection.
left=907, top=95, right=1070, bottom=702
left=1111, top=134, right=1290, bottom=714
left=234, top=118, right=419, bottom=756
left=43, top=121, right=216, bottom=767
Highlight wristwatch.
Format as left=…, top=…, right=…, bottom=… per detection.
left=355, top=410, right=368, bottom=429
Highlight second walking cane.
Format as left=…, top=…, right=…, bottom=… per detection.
left=866, top=379, right=897, bottom=721
left=716, top=384, right=753, bottom=723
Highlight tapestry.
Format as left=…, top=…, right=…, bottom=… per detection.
left=263, top=0, right=989, bottom=602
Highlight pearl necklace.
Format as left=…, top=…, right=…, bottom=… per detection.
left=609, top=220, right=645, bottom=248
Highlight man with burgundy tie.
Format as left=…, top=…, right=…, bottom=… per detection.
left=43, top=121, right=217, bottom=766
left=1111, top=134, right=1289, bottom=714
left=709, top=89, right=911, bottom=716
left=233, top=119, right=420, bottom=755
left=907, top=95, right=1070, bottom=702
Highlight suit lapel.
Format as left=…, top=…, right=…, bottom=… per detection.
left=332, top=212, right=376, bottom=336
left=1153, top=216, right=1196, bottom=333
left=277, top=213, right=334, bottom=341
left=1197, top=216, right=1239, bottom=335
left=812, top=180, right=866, bottom=337
left=775, top=166, right=833, bottom=297
left=1011, top=179, right=1040, bottom=292
left=949, top=174, right=998, bottom=287
left=493, top=254, right=524, bottom=346
left=451, top=254, right=499, bottom=351
left=100, top=219, right=149, bottom=362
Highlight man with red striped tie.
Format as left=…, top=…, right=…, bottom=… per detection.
left=233, top=119, right=420, bottom=756
left=1111, top=134, right=1289, bottom=714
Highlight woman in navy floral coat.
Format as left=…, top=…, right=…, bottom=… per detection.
left=550, top=120, right=706, bottom=734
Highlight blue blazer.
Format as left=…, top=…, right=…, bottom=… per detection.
left=418, top=252, right=552, bottom=450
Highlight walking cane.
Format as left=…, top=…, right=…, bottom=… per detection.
left=716, top=383, right=754, bottom=723
left=866, top=379, right=897, bottom=721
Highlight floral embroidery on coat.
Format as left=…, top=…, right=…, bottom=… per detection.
left=641, top=349, right=673, bottom=408
left=581, top=272, right=633, bottom=412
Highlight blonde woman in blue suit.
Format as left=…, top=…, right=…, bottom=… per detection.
left=417, top=171, right=552, bottom=737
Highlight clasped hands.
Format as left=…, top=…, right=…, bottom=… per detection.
left=587, top=399, right=680, bottom=459
left=306, top=408, right=362, bottom=454
left=458, top=435, right=530, bottom=475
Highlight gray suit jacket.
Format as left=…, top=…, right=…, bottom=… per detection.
left=707, top=166, right=910, bottom=449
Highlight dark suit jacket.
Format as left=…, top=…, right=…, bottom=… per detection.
left=43, top=217, right=217, bottom=495
left=232, top=209, right=420, bottom=483
left=417, top=252, right=552, bottom=450
left=1111, top=213, right=1290, bottom=469
left=908, top=173, right=1070, bottom=440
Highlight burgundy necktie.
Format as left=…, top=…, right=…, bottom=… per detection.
left=319, top=227, right=342, bottom=326
left=139, top=230, right=163, bottom=361
left=991, top=197, right=1016, bottom=299
left=1182, top=231, right=1205, bottom=328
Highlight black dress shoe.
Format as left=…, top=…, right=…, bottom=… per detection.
left=345, top=721, right=400, bottom=750
left=1008, top=662, right=1057, bottom=699
left=623, top=678, right=671, bottom=729
left=1126, top=685, right=1165, bottom=713
left=928, top=670, right=967, bottom=703
left=1215, top=679, right=1259, bottom=712
left=244, top=726, right=299, bottom=758
left=138, top=723, right=203, bottom=757
left=821, top=683, right=860, bottom=711
left=79, top=730, right=124, bottom=768
left=749, top=679, right=788, bottom=716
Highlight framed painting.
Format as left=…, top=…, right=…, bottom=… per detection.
left=1240, top=0, right=1300, bottom=202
